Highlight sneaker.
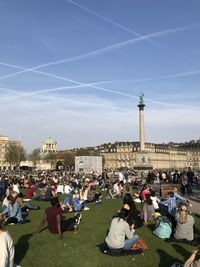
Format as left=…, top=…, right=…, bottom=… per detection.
left=74, top=213, right=82, bottom=225
left=95, top=201, right=102, bottom=205
left=83, top=206, right=90, bottom=211
left=74, top=224, right=78, bottom=233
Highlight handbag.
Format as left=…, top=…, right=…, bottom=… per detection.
left=131, top=239, right=148, bottom=252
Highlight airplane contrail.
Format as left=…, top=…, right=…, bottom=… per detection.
left=0, top=62, right=138, bottom=99
left=0, top=22, right=199, bottom=81
left=1, top=60, right=200, bottom=92
left=0, top=60, right=200, bottom=109
left=65, top=0, right=200, bottom=66
left=90, top=69, right=200, bottom=84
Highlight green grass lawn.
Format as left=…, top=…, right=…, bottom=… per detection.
left=5, top=197, right=200, bottom=267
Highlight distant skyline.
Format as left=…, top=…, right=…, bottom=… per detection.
left=0, top=0, right=200, bottom=152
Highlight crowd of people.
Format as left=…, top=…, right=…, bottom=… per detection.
left=0, top=168, right=199, bottom=267
left=147, top=168, right=199, bottom=197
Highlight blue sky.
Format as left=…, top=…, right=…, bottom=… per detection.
left=0, top=0, right=200, bottom=152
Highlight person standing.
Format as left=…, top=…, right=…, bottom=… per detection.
left=187, top=167, right=194, bottom=197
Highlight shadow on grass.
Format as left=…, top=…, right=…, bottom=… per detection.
left=195, top=226, right=200, bottom=236
left=171, top=243, right=190, bottom=261
left=15, top=233, right=32, bottom=264
left=157, top=248, right=179, bottom=267
left=146, top=223, right=155, bottom=232
left=195, top=214, right=200, bottom=219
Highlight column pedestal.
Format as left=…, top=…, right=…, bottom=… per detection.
left=134, top=151, right=153, bottom=170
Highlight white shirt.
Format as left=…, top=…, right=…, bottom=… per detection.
left=0, top=231, right=15, bottom=267
left=64, top=185, right=73, bottom=194
left=150, top=196, right=161, bottom=210
left=13, top=184, right=19, bottom=194
left=2, top=197, right=9, bottom=208
left=106, top=218, right=133, bottom=249
left=57, top=185, right=64, bottom=194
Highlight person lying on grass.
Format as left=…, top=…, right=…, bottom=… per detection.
left=33, top=197, right=82, bottom=240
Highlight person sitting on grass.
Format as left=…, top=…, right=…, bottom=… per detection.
left=105, top=208, right=139, bottom=251
left=86, top=186, right=101, bottom=204
left=173, top=203, right=196, bottom=245
left=183, top=247, right=200, bottom=267
left=79, top=185, right=89, bottom=203
left=171, top=246, right=200, bottom=267
left=43, top=184, right=56, bottom=201
left=0, top=215, right=15, bottom=267
left=1, top=195, right=26, bottom=224
left=12, top=191, right=40, bottom=212
left=160, top=190, right=188, bottom=218
left=62, top=193, right=90, bottom=212
left=24, top=183, right=39, bottom=200
left=122, top=193, right=142, bottom=228
left=34, top=197, right=82, bottom=239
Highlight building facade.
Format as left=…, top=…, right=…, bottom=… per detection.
left=40, top=137, right=57, bottom=156
left=93, top=141, right=195, bottom=171
left=0, top=135, right=21, bottom=170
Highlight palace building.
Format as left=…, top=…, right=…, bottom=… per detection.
left=94, top=141, right=191, bottom=170
left=92, top=95, right=199, bottom=171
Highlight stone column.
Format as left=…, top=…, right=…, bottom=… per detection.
left=138, top=103, right=145, bottom=152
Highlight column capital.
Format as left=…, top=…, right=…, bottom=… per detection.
left=137, top=104, right=145, bottom=110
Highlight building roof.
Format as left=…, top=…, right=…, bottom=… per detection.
left=43, top=137, right=57, bottom=144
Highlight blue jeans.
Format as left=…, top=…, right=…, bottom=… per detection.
left=187, top=183, right=193, bottom=196
left=123, top=234, right=139, bottom=250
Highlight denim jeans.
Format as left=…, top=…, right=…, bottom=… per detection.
left=123, top=234, right=139, bottom=250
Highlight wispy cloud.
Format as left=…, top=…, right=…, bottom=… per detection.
left=0, top=90, right=199, bottom=151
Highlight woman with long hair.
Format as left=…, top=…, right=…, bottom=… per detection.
left=142, top=194, right=155, bottom=225
left=174, top=203, right=195, bottom=243
left=123, top=193, right=142, bottom=228
left=105, top=208, right=139, bottom=250
left=2, top=195, right=24, bottom=224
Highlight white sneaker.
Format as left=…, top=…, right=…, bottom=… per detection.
left=83, top=206, right=90, bottom=211
left=75, top=213, right=82, bottom=225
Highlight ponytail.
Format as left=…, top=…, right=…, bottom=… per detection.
left=178, top=203, right=188, bottom=224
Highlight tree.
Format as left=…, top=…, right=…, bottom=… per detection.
left=5, top=143, right=26, bottom=168
left=29, top=148, right=41, bottom=168
left=76, top=148, right=91, bottom=156
left=44, top=152, right=56, bottom=169
left=62, top=152, right=75, bottom=170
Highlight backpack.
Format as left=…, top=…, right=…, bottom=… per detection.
left=153, top=216, right=172, bottom=239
